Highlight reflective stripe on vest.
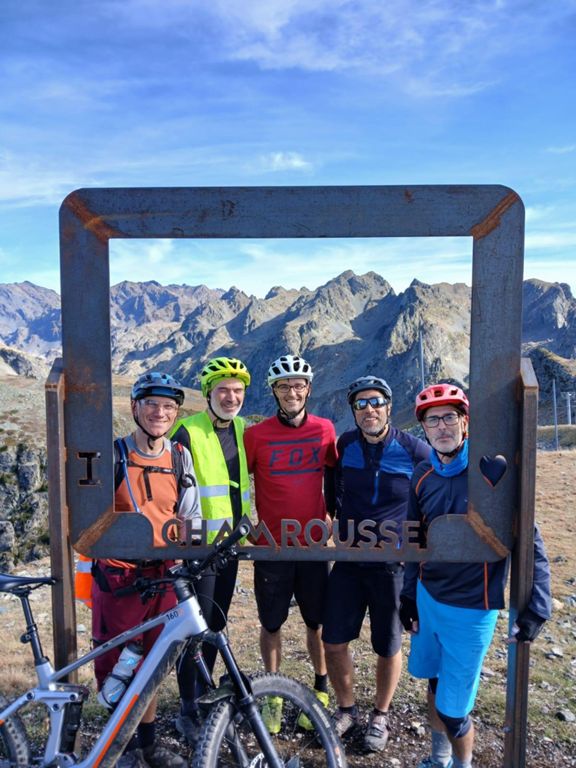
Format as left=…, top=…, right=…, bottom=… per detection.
left=172, top=411, right=250, bottom=543
left=74, top=554, right=93, bottom=608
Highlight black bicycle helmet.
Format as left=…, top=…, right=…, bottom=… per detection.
left=347, top=376, right=392, bottom=404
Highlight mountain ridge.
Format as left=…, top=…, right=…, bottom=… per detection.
left=1, top=272, right=575, bottom=430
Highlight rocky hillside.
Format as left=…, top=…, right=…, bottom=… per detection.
left=1, top=273, right=575, bottom=430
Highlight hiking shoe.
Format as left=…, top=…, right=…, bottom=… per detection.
left=174, top=711, right=203, bottom=746
left=297, top=690, right=330, bottom=730
left=117, top=749, right=147, bottom=768
left=417, top=758, right=454, bottom=768
left=331, top=707, right=359, bottom=738
left=261, top=696, right=283, bottom=734
left=141, top=743, right=187, bottom=768
left=363, top=710, right=389, bottom=753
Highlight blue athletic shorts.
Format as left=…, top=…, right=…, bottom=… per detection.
left=321, top=561, right=404, bottom=657
left=408, top=581, right=498, bottom=717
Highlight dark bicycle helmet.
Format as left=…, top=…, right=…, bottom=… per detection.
left=200, top=357, right=251, bottom=397
left=267, top=355, right=314, bottom=386
left=347, top=376, right=392, bottom=404
left=415, top=383, right=469, bottom=421
left=131, top=371, right=185, bottom=405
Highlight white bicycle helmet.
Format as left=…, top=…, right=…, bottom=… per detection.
left=267, top=355, right=314, bottom=386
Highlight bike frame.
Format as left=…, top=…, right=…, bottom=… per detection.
left=1, top=583, right=208, bottom=767
left=2, top=574, right=287, bottom=768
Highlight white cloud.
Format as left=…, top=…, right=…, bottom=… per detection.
left=92, top=0, right=575, bottom=98
left=111, top=240, right=177, bottom=284
left=199, top=0, right=573, bottom=98
left=545, top=145, right=576, bottom=155
left=257, top=152, right=313, bottom=172
left=525, top=231, right=576, bottom=249
left=110, top=236, right=473, bottom=298
left=0, top=170, right=81, bottom=208
left=525, top=205, right=556, bottom=223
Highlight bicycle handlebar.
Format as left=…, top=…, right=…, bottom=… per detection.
left=183, top=520, right=250, bottom=579
left=115, top=521, right=251, bottom=598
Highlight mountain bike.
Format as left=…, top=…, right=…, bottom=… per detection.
left=0, top=521, right=347, bottom=767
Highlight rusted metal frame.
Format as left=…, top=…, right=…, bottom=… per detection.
left=62, top=185, right=517, bottom=239
left=503, top=358, right=538, bottom=768
left=59, top=185, right=523, bottom=566
left=55, top=183, right=529, bottom=768
left=425, top=189, right=525, bottom=564
left=59, top=207, right=115, bottom=555
left=45, top=358, right=77, bottom=678
left=467, top=190, right=525, bottom=548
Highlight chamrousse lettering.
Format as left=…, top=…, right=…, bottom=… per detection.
left=162, top=516, right=424, bottom=554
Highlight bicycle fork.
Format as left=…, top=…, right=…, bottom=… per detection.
left=205, top=631, right=289, bottom=768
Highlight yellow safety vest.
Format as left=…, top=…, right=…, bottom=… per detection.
left=173, top=412, right=250, bottom=543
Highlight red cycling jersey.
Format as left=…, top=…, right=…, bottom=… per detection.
left=244, top=414, right=337, bottom=545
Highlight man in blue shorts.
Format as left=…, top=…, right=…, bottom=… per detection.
left=400, top=382, right=552, bottom=768
left=322, top=376, right=430, bottom=753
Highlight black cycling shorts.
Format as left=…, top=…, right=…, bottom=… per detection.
left=321, top=561, right=404, bottom=657
left=254, top=560, right=329, bottom=633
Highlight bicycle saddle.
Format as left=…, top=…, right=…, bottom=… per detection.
left=0, top=573, right=57, bottom=594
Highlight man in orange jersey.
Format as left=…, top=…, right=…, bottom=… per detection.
left=91, top=372, right=200, bottom=768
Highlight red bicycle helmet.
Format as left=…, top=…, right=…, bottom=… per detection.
left=415, top=383, right=469, bottom=421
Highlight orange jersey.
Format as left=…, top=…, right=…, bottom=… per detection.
left=105, top=438, right=180, bottom=567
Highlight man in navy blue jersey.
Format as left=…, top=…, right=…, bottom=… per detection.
left=322, top=376, right=430, bottom=753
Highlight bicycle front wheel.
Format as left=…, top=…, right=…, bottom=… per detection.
left=0, top=696, right=31, bottom=767
left=192, top=673, right=347, bottom=768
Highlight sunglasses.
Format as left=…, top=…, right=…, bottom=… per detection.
left=352, top=396, right=388, bottom=411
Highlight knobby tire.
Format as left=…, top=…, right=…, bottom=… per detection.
left=191, top=673, right=347, bottom=768
left=0, top=695, right=31, bottom=767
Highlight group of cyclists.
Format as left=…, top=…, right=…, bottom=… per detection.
left=84, top=354, right=552, bottom=768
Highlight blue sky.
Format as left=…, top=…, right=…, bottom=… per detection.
left=1, top=0, right=575, bottom=297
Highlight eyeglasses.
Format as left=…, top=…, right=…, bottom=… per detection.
left=352, top=396, right=388, bottom=411
left=140, top=399, right=178, bottom=414
left=274, top=382, right=308, bottom=393
left=422, top=412, right=460, bottom=428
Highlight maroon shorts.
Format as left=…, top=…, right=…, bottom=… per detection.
left=91, top=561, right=176, bottom=688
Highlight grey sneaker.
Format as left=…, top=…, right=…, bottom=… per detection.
left=417, top=758, right=454, bottom=768
left=331, top=708, right=360, bottom=738
left=116, top=749, right=148, bottom=768
left=174, top=711, right=203, bottom=745
left=363, top=710, right=389, bottom=752
left=141, top=743, right=187, bottom=768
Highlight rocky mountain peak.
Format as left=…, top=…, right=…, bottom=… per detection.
left=1, top=272, right=575, bottom=431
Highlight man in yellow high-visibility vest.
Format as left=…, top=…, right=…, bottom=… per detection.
left=170, top=356, right=251, bottom=744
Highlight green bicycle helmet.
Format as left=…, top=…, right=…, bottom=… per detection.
left=200, top=357, right=251, bottom=397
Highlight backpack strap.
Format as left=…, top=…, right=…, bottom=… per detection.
left=114, top=437, right=128, bottom=491
left=114, top=437, right=143, bottom=513
left=171, top=441, right=196, bottom=489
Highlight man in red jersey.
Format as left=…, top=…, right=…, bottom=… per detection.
left=244, top=354, right=337, bottom=733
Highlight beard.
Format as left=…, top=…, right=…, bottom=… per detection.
left=211, top=399, right=242, bottom=421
